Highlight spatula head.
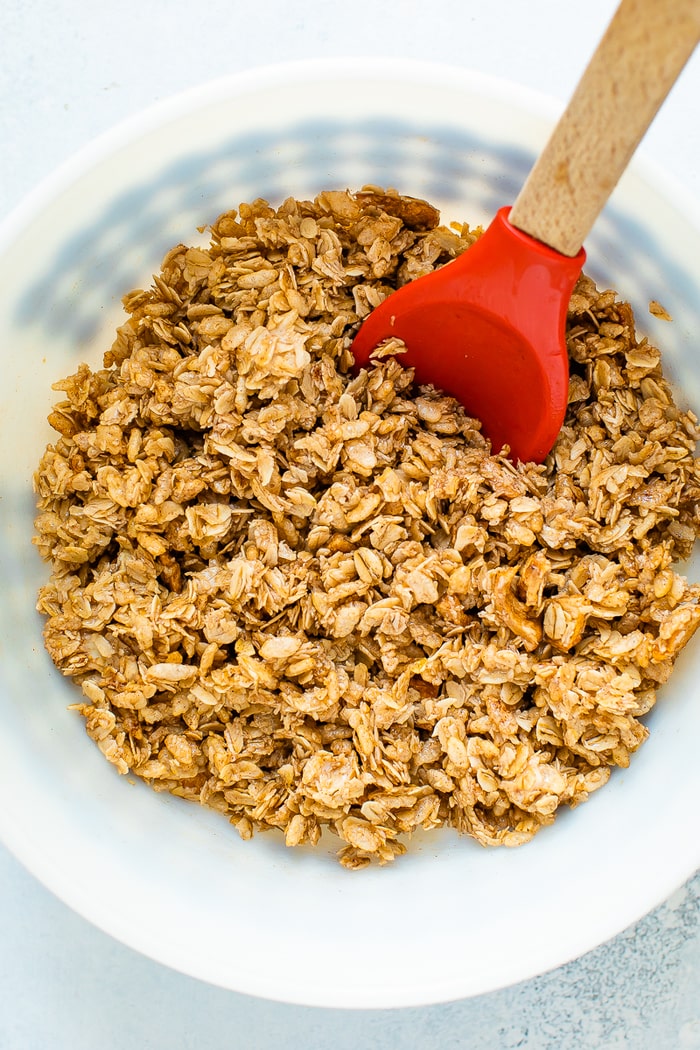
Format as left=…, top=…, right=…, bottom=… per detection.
left=351, top=207, right=585, bottom=464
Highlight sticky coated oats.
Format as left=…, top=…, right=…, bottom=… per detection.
left=34, top=189, right=700, bottom=868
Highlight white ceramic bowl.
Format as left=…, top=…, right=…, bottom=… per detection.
left=1, top=59, right=699, bottom=1009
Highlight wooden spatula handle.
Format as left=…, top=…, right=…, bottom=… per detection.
left=509, top=0, right=700, bottom=257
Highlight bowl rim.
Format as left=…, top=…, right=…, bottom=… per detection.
left=2, top=56, right=700, bottom=251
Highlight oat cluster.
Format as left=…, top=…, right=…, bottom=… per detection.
left=34, top=189, right=700, bottom=868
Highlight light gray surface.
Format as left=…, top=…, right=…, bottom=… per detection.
left=1, top=0, right=698, bottom=1046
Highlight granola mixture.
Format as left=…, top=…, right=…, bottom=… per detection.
left=34, top=189, right=700, bottom=868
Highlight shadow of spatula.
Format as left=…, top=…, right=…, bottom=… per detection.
left=351, top=0, right=700, bottom=463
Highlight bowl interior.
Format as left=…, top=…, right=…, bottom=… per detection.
left=0, top=60, right=699, bottom=1008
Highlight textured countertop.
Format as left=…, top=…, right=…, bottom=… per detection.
left=1, top=1, right=698, bottom=1047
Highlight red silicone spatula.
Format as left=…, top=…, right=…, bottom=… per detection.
left=351, top=0, right=700, bottom=463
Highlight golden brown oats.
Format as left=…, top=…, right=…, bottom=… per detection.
left=649, top=299, right=673, bottom=321
left=34, top=189, right=700, bottom=867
